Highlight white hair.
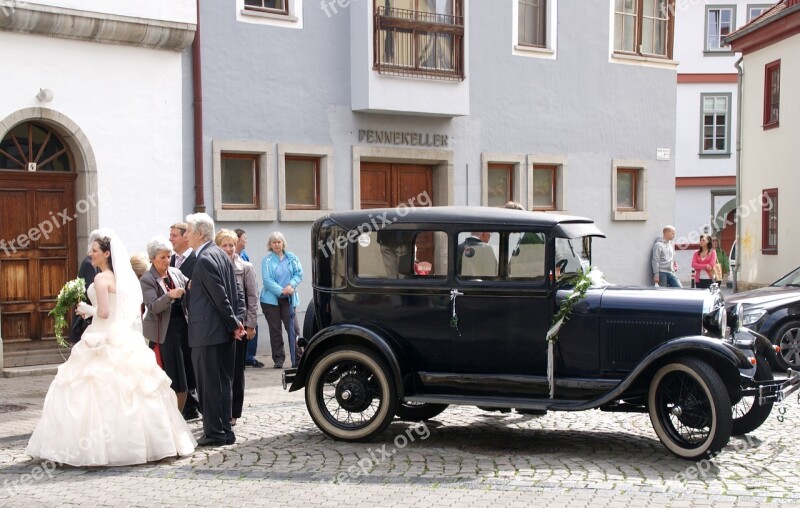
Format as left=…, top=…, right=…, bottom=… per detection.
left=268, top=231, right=287, bottom=251
left=146, top=236, right=173, bottom=260
left=185, top=213, right=215, bottom=242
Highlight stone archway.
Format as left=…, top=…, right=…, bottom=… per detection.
left=0, top=108, right=98, bottom=368
left=712, top=197, right=737, bottom=253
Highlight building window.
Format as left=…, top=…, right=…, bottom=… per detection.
left=487, top=163, right=514, bottom=207
left=531, top=165, right=557, bottom=210
left=244, top=0, right=288, bottom=15
left=705, top=6, right=735, bottom=52
left=700, top=93, right=731, bottom=155
left=518, top=0, right=546, bottom=47
left=764, top=60, right=780, bottom=128
left=612, top=159, right=647, bottom=221
left=373, top=0, right=465, bottom=81
left=285, top=156, right=320, bottom=210
left=212, top=140, right=276, bottom=222
left=613, top=0, right=675, bottom=59
left=762, top=188, right=778, bottom=254
left=221, top=154, right=259, bottom=209
left=747, top=4, right=771, bottom=21
left=278, top=144, right=334, bottom=221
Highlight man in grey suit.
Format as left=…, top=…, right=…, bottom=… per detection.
left=185, top=213, right=244, bottom=446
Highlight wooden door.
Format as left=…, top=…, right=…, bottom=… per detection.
left=0, top=172, right=77, bottom=363
left=360, top=162, right=434, bottom=264
left=720, top=210, right=736, bottom=253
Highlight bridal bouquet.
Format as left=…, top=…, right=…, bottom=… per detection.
left=49, top=278, right=86, bottom=348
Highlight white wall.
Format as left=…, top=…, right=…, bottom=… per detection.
left=0, top=30, right=187, bottom=253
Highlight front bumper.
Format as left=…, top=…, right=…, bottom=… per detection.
left=282, top=368, right=297, bottom=390
left=741, top=368, right=800, bottom=406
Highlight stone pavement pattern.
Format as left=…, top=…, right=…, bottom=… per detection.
left=1, top=367, right=799, bottom=507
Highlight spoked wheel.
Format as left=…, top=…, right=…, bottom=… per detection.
left=395, top=401, right=449, bottom=421
left=648, top=358, right=732, bottom=460
left=305, top=346, right=397, bottom=441
left=731, top=356, right=774, bottom=435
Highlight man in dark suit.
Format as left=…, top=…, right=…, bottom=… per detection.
left=169, top=222, right=201, bottom=420
left=69, top=231, right=104, bottom=343
left=184, top=213, right=244, bottom=447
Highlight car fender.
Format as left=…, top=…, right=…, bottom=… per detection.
left=573, top=336, right=753, bottom=411
left=756, top=307, right=794, bottom=338
left=287, top=323, right=406, bottom=398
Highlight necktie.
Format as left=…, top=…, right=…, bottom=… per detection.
left=176, top=255, right=184, bottom=269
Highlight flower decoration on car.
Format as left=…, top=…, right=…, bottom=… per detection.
left=547, top=267, right=608, bottom=344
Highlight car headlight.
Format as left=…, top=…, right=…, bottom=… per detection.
left=742, top=308, right=767, bottom=326
left=727, top=303, right=743, bottom=334
left=703, top=303, right=727, bottom=338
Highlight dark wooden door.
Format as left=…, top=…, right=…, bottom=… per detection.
left=360, top=162, right=434, bottom=264
left=0, top=172, right=77, bottom=364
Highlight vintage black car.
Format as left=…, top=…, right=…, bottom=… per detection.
left=726, top=266, right=800, bottom=371
left=284, top=206, right=799, bottom=460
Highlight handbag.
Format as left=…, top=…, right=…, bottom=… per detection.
left=713, top=263, right=723, bottom=282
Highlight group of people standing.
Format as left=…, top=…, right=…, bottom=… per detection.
left=26, top=213, right=305, bottom=465
left=651, top=225, right=730, bottom=289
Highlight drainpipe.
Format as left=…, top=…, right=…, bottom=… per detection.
left=733, top=56, right=744, bottom=293
left=192, top=0, right=205, bottom=213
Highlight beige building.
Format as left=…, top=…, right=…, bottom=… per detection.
left=727, top=0, right=800, bottom=290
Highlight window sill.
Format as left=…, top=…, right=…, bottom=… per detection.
left=611, top=52, right=679, bottom=69
left=215, top=209, right=277, bottom=222
left=513, top=44, right=555, bottom=59
left=613, top=210, right=648, bottom=221
left=702, top=49, right=734, bottom=57
left=761, top=248, right=778, bottom=255
left=698, top=152, right=732, bottom=159
left=279, top=209, right=333, bottom=222
left=762, top=122, right=779, bottom=130
left=240, top=9, right=297, bottom=22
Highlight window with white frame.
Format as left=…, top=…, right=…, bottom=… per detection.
left=747, top=4, right=771, bottom=21
left=244, top=0, right=289, bottom=15
left=278, top=144, right=334, bottom=221
left=700, top=93, right=731, bottom=155
left=705, top=6, right=735, bottom=52
left=613, top=0, right=675, bottom=59
left=518, top=0, right=546, bottom=47
left=212, top=140, right=276, bottom=222
left=611, top=159, right=647, bottom=221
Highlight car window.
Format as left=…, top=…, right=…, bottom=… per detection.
left=457, top=232, right=499, bottom=279
left=555, top=237, right=591, bottom=276
left=356, top=230, right=448, bottom=280
left=507, top=232, right=546, bottom=280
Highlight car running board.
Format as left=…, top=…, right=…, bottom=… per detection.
left=405, top=394, right=592, bottom=411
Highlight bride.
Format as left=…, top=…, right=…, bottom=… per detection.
left=26, top=231, right=197, bottom=466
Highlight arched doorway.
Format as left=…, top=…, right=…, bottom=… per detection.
left=0, top=121, right=78, bottom=366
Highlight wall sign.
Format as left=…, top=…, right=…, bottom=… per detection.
left=358, top=129, right=449, bottom=147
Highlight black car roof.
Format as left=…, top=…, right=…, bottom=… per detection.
left=318, top=206, right=605, bottom=238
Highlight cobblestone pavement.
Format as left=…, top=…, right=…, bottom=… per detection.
left=1, top=366, right=799, bottom=507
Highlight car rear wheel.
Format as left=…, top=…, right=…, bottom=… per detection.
left=731, top=356, right=774, bottom=435
left=774, top=320, right=800, bottom=371
left=395, top=401, right=449, bottom=421
left=648, top=358, right=732, bottom=460
left=306, top=346, right=397, bottom=442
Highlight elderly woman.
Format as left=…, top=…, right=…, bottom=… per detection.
left=260, top=232, right=303, bottom=369
left=215, top=229, right=258, bottom=426
left=140, top=236, right=189, bottom=410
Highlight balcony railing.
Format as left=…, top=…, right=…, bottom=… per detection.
left=373, top=6, right=465, bottom=81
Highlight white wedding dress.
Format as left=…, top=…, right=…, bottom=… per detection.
left=26, top=283, right=197, bottom=466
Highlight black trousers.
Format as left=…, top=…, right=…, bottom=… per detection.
left=192, top=341, right=235, bottom=441
left=232, top=338, right=247, bottom=419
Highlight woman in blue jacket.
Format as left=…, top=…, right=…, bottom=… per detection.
left=260, top=232, right=303, bottom=368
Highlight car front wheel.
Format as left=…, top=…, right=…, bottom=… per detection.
left=305, top=346, right=397, bottom=442
left=731, top=356, right=774, bottom=435
left=774, top=320, right=800, bottom=371
left=648, top=358, right=732, bottom=460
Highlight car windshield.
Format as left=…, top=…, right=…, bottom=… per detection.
left=555, top=236, right=591, bottom=276
left=772, top=267, right=800, bottom=287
